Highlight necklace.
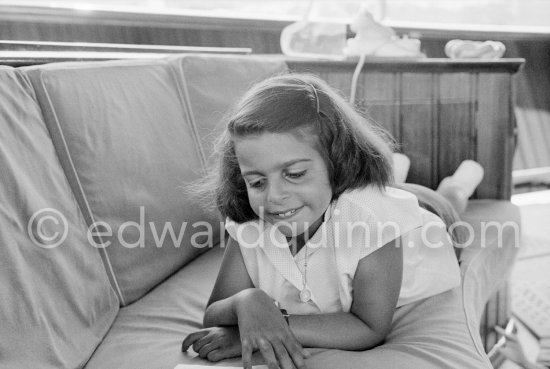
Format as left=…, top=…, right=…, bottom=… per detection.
left=299, top=243, right=312, bottom=303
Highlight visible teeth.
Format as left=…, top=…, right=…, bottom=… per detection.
left=277, top=209, right=296, bottom=217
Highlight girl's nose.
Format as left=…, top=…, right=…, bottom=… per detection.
left=266, top=180, right=290, bottom=204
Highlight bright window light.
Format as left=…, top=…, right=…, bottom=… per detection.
left=1, top=0, right=550, bottom=29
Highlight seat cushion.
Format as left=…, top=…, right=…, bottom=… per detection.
left=84, top=247, right=226, bottom=369
left=0, top=67, right=118, bottom=368
left=86, top=245, right=492, bottom=369
left=304, top=287, right=492, bottom=369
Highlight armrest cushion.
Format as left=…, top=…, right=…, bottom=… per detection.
left=459, top=200, right=521, bottom=328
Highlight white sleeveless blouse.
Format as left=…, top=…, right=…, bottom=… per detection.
left=225, top=186, right=461, bottom=315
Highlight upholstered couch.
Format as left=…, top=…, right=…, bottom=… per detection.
left=0, top=54, right=520, bottom=369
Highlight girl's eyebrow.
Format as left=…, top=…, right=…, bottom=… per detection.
left=241, top=158, right=312, bottom=176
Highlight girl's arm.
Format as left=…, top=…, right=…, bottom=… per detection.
left=288, top=237, right=403, bottom=350
left=202, top=236, right=255, bottom=327
left=186, top=237, right=308, bottom=369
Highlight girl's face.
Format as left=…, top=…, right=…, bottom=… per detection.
left=234, top=132, right=332, bottom=239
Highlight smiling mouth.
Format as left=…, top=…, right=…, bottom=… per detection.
left=269, top=207, right=302, bottom=219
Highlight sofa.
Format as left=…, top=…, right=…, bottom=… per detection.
left=0, top=54, right=520, bottom=369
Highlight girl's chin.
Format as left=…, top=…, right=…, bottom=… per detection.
left=263, top=216, right=323, bottom=239
left=267, top=221, right=305, bottom=237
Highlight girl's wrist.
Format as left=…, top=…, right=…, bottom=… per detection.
left=233, top=289, right=249, bottom=318
left=273, top=300, right=291, bottom=326
left=280, top=308, right=290, bottom=325
left=233, top=288, right=264, bottom=317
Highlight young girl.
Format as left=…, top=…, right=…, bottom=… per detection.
left=182, top=73, right=461, bottom=369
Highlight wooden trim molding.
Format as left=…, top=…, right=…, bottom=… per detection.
left=0, top=40, right=251, bottom=54
left=286, top=57, right=525, bottom=74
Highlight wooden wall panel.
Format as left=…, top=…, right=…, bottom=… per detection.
left=314, top=70, right=354, bottom=98
left=400, top=73, right=436, bottom=188
left=476, top=73, right=514, bottom=199
left=357, top=73, right=399, bottom=140
left=437, top=73, right=476, bottom=182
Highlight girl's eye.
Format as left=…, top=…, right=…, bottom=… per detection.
left=248, top=179, right=265, bottom=189
left=285, top=170, right=306, bottom=180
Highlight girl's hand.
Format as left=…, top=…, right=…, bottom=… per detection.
left=235, top=289, right=309, bottom=369
left=182, top=326, right=242, bottom=362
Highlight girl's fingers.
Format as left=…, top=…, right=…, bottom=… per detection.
left=194, top=333, right=215, bottom=354
left=181, top=330, right=209, bottom=352
left=271, top=339, right=298, bottom=369
left=281, top=329, right=309, bottom=367
left=282, top=339, right=308, bottom=369
left=257, top=338, right=279, bottom=369
left=206, top=348, right=224, bottom=362
left=198, top=340, right=220, bottom=359
left=211, top=345, right=241, bottom=362
left=241, top=337, right=254, bottom=369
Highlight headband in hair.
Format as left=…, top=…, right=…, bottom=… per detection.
left=309, top=84, right=320, bottom=114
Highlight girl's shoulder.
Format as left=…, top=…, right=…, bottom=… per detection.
left=339, top=185, right=419, bottom=201
left=335, top=185, right=421, bottom=215
left=332, top=185, right=423, bottom=232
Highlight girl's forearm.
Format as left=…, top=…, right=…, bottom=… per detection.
left=202, top=298, right=238, bottom=328
left=288, top=312, right=387, bottom=351
left=204, top=289, right=388, bottom=351
left=203, top=288, right=256, bottom=328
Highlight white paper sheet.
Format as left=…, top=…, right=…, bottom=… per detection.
left=175, top=365, right=267, bottom=369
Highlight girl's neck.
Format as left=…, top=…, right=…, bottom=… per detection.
left=288, top=236, right=306, bottom=256
left=287, top=215, right=325, bottom=255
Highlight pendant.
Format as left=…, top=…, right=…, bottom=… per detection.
left=299, top=288, right=311, bottom=303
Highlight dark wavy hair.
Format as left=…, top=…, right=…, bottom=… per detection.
left=206, top=73, right=395, bottom=223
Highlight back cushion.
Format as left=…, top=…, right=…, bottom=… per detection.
left=0, top=67, right=119, bottom=367
left=24, top=59, right=218, bottom=305
left=170, top=54, right=288, bottom=162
